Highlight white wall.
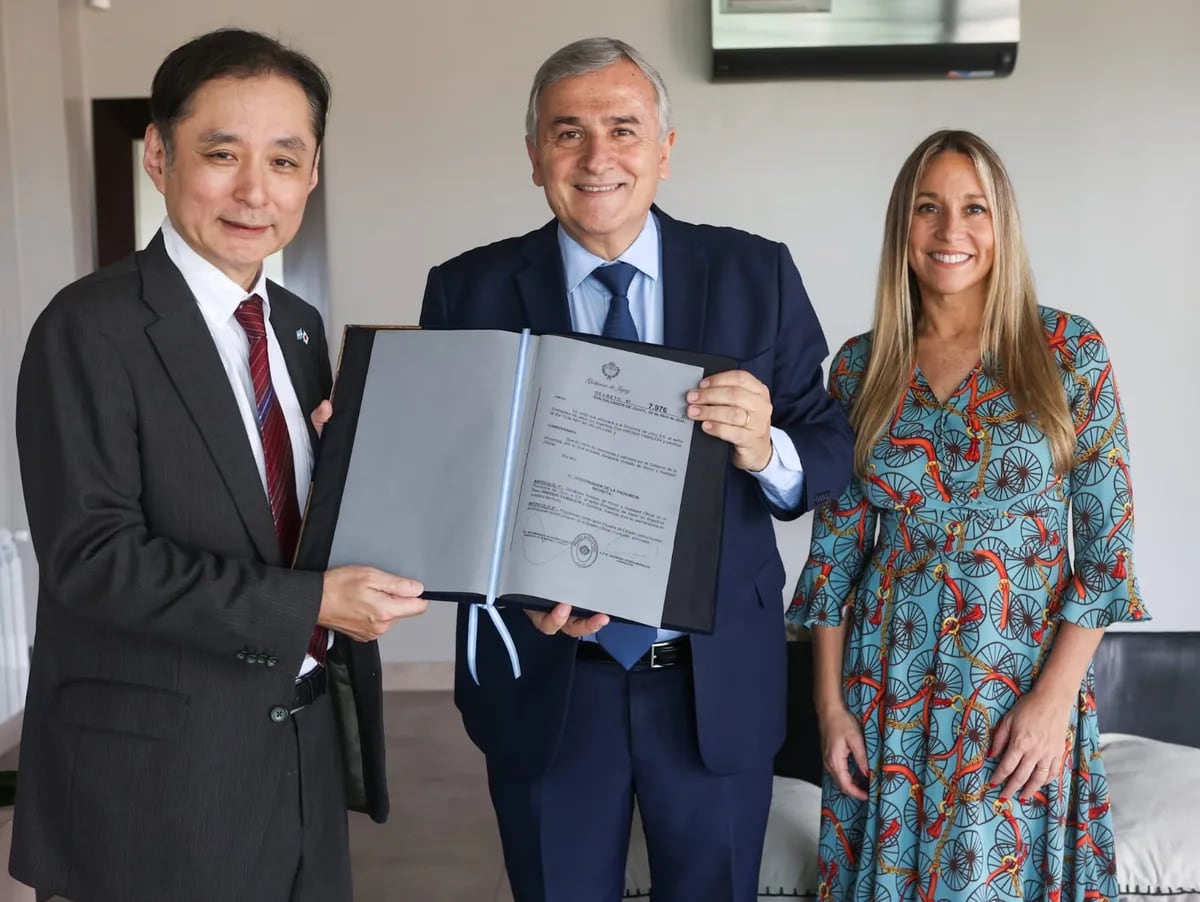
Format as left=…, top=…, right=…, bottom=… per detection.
left=0, top=9, right=19, bottom=542
left=0, top=0, right=84, bottom=639
left=9, top=0, right=1195, bottom=663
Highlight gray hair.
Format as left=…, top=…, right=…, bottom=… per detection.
left=525, top=37, right=672, bottom=142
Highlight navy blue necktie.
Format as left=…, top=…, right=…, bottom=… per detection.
left=593, top=261, right=640, bottom=342
left=589, top=261, right=656, bottom=668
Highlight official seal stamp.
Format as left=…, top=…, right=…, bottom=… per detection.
left=570, top=533, right=599, bottom=568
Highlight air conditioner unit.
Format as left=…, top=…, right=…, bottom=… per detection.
left=711, top=0, right=1019, bottom=81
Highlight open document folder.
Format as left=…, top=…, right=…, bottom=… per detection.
left=295, top=327, right=732, bottom=636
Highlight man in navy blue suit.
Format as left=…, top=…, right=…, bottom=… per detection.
left=420, top=37, right=853, bottom=902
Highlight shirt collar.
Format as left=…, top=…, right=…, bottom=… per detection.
left=557, top=212, right=661, bottom=294
left=160, top=218, right=271, bottom=327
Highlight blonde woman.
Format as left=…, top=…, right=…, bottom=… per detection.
left=787, top=130, right=1147, bottom=901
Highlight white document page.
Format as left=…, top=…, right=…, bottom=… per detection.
left=502, top=335, right=702, bottom=624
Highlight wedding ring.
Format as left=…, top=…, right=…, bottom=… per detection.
left=742, top=408, right=751, bottom=429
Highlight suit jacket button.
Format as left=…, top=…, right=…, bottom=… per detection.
left=236, top=650, right=247, bottom=661
left=266, top=657, right=278, bottom=668
left=269, top=705, right=289, bottom=724
left=247, top=654, right=260, bottom=665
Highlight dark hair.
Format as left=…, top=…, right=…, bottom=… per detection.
left=150, top=28, right=331, bottom=161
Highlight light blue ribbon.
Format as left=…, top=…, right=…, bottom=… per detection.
left=466, top=328, right=532, bottom=684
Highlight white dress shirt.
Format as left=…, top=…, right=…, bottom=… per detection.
left=161, top=219, right=325, bottom=676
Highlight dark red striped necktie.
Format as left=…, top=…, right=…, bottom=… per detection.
left=234, top=295, right=327, bottom=664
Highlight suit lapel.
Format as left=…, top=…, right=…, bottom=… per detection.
left=266, top=287, right=321, bottom=449
left=656, top=208, right=709, bottom=352
left=139, top=234, right=283, bottom=564
left=516, top=220, right=573, bottom=334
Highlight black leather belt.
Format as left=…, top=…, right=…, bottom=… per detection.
left=576, top=637, right=691, bottom=670
left=290, top=665, right=327, bottom=713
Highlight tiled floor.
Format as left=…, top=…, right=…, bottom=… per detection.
left=348, top=692, right=509, bottom=901
left=0, top=692, right=511, bottom=902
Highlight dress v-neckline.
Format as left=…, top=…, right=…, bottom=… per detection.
left=912, top=359, right=983, bottom=406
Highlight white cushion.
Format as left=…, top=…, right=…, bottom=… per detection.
left=624, top=776, right=821, bottom=899
left=1102, top=733, right=1200, bottom=896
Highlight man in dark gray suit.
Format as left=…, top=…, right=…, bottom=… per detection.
left=10, top=29, right=425, bottom=902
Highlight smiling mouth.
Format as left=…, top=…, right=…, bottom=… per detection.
left=576, top=184, right=622, bottom=194
left=930, top=252, right=972, bottom=264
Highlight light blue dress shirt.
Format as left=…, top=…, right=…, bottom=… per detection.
left=560, top=213, right=805, bottom=643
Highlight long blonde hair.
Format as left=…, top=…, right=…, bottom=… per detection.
left=851, top=130, right=1074, bottom=477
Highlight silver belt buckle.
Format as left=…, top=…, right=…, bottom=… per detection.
left=648, top=641, right=667, bottom=669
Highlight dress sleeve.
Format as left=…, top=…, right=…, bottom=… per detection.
left=786, top=338, right=878, bottom=628
left=1056, top=319, right=1148, bottom=626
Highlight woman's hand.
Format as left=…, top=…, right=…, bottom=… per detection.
left=819, top=704, right=870, bottom=801
left=987, top=686, right=1074, bottom=802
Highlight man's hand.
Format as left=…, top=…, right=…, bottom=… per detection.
left=311, top=400, right=333, bottom=438
left=686, top=370, right=773, bottom=472
left=526, top=604, right=609, bottom=638
left=319, top=566, right=427, bottom=642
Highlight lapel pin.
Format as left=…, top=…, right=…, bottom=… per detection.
left=296, top=327, right=309, bottom=345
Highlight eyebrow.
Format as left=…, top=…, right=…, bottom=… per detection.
left=915, top=191, right=987, bottom=200
left=196, top=131, right=310, bottom=151
left=274, top=136, right=310, bottom=151
left=548, top=114, right=642, bottom=128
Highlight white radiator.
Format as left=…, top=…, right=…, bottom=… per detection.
left=0, top=529, right=31, bottom=722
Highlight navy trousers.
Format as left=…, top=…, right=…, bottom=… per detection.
left=488, top=652, right=774, bottom=902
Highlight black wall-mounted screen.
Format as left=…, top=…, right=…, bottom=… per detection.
left=711, top=0, right=1019, bottom=80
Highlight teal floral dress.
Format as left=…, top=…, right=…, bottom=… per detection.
left=788, top=309, right=1147, bottom=902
